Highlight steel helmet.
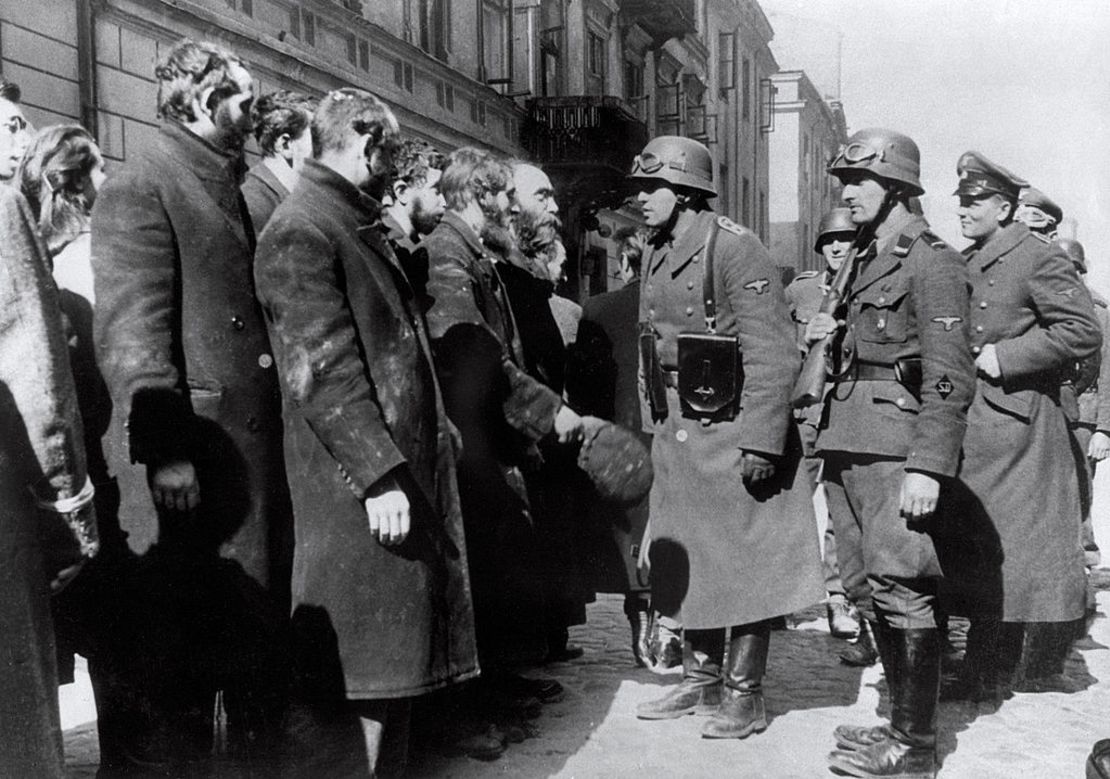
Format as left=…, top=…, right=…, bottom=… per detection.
left=814, top=207, right=856, bottom=253
left=1055, top=238, right=1087, bottom=273
left=827, top=128, right=923, bottom=196
left=629, top=135, right=717, bottom=197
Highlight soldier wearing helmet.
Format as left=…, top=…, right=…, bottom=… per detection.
left=807, top=129, right=975, bottom=778
left=631, top=135, right=823, bottom=742
left=785, top=209, right=874, bottom=660
left=941, top=152, right=1100, bottom=705
left=1015, top=186, right=1063, bottom=238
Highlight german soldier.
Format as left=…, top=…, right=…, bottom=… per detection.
left=631, top=135, right=823, bottom=740
left=810, top=129, right=975, bottom=778
left=1015, top=186, right=1063, bottom=239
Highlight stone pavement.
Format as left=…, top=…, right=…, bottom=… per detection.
left=63, top=584, right=1110, bottom=778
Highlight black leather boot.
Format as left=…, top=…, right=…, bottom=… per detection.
left=636, top=628, right=723, bottom=719
left=701, top=621, right=769, bottom=739
left=828, top=628, right=939, bottom=778
left=835, top=618, right=897, bottom=750
left=840, top=616, right=880, bottom=667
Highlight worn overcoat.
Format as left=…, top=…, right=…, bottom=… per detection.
left=240, top=161, right=288, bottom=234
left=91, top=121, right=293, bottom=588
left=954, top=222, right=1100, bottom=622
left=422, top=211, right=563, bottom=662
left=639, top=209, right=823, bottom=629
left=254, top=161, right=477, bottom=698
left=0, top=186, right=88, bottom=778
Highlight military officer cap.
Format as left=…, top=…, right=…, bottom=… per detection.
left=827, top=128, right=924, bottom=196
left=1055, top=238, right=1086, bottom=273
left=953, top=151, right=1028, bottom=201
left=1018, top=186, right=1063, bottom=225
left=629, top=135, right=717, bottom=197
left=814, top=207, right=855, bottom=252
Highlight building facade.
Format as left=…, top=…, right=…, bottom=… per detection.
left=766, top=69, right=847, bottom=275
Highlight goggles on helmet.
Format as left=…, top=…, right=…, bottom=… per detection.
left=830, top=140, right=886, bottom=168
left=631, top=150, right=688, bottom=176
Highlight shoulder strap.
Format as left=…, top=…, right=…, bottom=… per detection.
left=704, top=218, right=720, bottom=333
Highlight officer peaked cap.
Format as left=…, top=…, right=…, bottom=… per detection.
left=1018, top=186, right=1063, bottom=224
left=953, top=151, right=1027, bottom=201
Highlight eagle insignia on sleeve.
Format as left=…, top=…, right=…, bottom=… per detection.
left=744, top=278, right=770, bottom=295
left=716, top=216, right=747, bottom=236
left=931, top=315, right=963, bottom=331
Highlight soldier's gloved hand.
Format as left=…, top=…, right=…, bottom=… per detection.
left=803, top=312, right=843, bottom=346
left=899, top=471, right=940, bottom=524
left=975, top=343, right=1002, bottom=380
left=741, top=451, right=776, bottom=487
left=1090, top=431, right=1110, bottom=462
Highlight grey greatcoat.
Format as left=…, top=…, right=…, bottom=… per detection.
left=639, top=209, right=823, bottom=629
left=951, top=223, right=1100, bottom=622
left=254, top=161, right=478, bottom=698
left=0, top=186, right=89, bottom=778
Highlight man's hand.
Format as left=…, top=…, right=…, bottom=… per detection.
left=899, top=472, right=940, bottom=523
left=804, top=312, right=843, bottom=346
left=50, top=561, right=86, bottom=594
left=553, top=404, right=585, bottom=444
left=365, top=475, right=410, bottom=547
left=149, top=460, right=199, bottom=512
left=1090, top=431, right=1110, bottom=462
left=975, top=343, right=1002, bottom=380
left=741, top=451, right=776, bottom=487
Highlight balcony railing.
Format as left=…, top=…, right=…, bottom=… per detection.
left=522, top=96, right=648, bottom=174
left=620, top=0, right=697, bottom=47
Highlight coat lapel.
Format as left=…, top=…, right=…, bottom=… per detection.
left=969, top=222, right=1025, bottom=273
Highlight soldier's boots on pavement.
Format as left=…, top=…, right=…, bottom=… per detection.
left=829, top=627, right=939, bottom=778
left=701, top=622, right=770, bottom=740
left=840, top=616, right=879, bottom=667
left=828, top=594, right=861, bottom=639
left=636, top=630, right=723, bottom=719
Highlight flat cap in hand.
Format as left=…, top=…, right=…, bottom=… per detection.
left=577, top=421, right=653, bottom=506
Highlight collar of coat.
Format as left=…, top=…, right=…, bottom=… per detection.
left=849, top=215, right=932, bottom=296
left=298, top=159, right=383, bottom=223
left=647, top=209, right=716, bottom=277
left=245, top=161, right=289, bottom=200
left=161, top=121, right=246, bottom=184
left=966, top=221, right=1028, bottom=272
left=440, top=210, right=488, bottom=259
left=380, top=210, right=417, bottom=253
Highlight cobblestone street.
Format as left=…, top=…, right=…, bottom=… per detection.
left=63, top=584, right=1110, bottom=778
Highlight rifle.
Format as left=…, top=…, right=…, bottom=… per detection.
left=790, top=243, right=860, bottom=409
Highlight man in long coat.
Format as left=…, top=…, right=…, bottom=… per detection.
left=811, top=130, right=974, bottom=779
left=241, top=89, right=316, bottom=232
left=1, top=182, right=97, bottom=779
left=91, top=40, right=293, bottom=770
left=254, top=88, right=477, bottom=776
left=630, top=136, right=823, bottom=741
left=945, top=153, right=1100, bottom=697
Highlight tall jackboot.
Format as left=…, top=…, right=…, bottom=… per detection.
left=839, top=614, right=879, bottom=667
left=636, top=628, right=724, bottom=719
left=701, top=621, right=769, bottom=739
left=835, top=618, right=898, bottom=750
left=828, top=628, right=939, bottom=778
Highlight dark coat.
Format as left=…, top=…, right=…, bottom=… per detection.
left=241, top=161, right=288, bottom=235
left=568, top=279, right=651, bottom=595
left=952, top=223, right=1100, bottom=621
left=422, top=212, right=562, bottom=663
left=639, top=210, right=823, bottom=629
left=91, top=121, right=293, bottom=590
left=254, top=161, right=477, bottom=699
left=0, top=186, right=87, bottom=778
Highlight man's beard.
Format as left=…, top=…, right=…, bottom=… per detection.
left=479, top=196, right=514, bottom=257
left=512, top=207, right=563, bottom=261
left=411, top=195, right=444, bottom=236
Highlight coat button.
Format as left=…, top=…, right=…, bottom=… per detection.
left=895, top=397, right=906, bottom=407
left=988, top=279, right=995, bottom=286
left=878, top=296, right=886, bottom=304
left=976, top=325, right=983, bottom=333
left=649, top=307, right=655, bottom=316
left=979, top=301, right=988, bottom=309
left=876, top=318, right=886, bottom=330
left=246, top=415, right=260, bottom=432
left=685, top=306, right=694, bottom=316
left=972, top=345, right=981, bottom=355
left=231, top=315, right=245, bottom=330
left=676, top=429, right=688, bottom=442
left=687, top=281, right=695, bottom=290
left=258, top=353, right=274, bottom=369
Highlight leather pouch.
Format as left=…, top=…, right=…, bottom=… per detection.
left=639, top=322, right=668, bottom=420
left=677, top=332, right=742, bottom=421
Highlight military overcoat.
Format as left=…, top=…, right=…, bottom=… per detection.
left=91, top=121, right=293, bottom=590
left=254, top=161, right=477, bottom=698
left=639, top=209, right=823, bottom=629
left=953, top=222, right=1100, bottom=622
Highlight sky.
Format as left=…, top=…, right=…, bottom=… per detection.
left=761, top=0, right=1110, bottom=294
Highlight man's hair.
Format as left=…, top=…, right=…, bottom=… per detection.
left=615, top=226, right=647, bottom=275
left=0, top=74, right=21, bottom=103
left=439, top=147, right=512, bottom=212
left=393, top=139, right=445, bottom=188
left=18, top=124, right=101, bottom=255
left=155, top=39, right=245, bottom=122
left=251, top=90, right=317, bottom=155
left=311, top=88, right=397, bottom=158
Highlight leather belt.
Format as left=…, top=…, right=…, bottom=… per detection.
left=662, top=370, right=680, bottom=388
left=835, top=361, right=899, bottom=382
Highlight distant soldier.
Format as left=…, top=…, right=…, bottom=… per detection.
left=242, top=90, right=317, bottom=232
left=810, top=129, right=974, bottom=779
left=1015, top=186, right=1063, bottom=239
left=631, top=135, right=823, bottom=741
left=944, top=153, right=1100, bottom=700
left=785, top=208, right=875, bottom=664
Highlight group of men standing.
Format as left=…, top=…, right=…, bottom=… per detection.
left=626, top=125, right=1102, bottom=779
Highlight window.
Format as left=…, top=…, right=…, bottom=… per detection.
left=303, top=11, right=315, bottom=46
left=718, top=32, right=735, bottom=97
left=401, top=0, right=415, bottom=43
left=394, top=61, right=414, bottom=93
left=624, top=59, right=644, bottom=101
left=226, top=0, right=252, bottom=16
left=471, top=100, right=487, bottom=126
left=540, top=28, right=562, bottom=96
left=656, top=81, right=681, bottom=136
left=480, top=0, right=512, bottom=83
left=288, top=7, right=316, bottom=45
left=435, top=81, right=455, bottom=111
left=587, top=32, right=605, bottom=77
left=359, top=40, right=370, bottom=71
left=346, top=34, right=357, bottom=66
left=741, top=57, right=751, bottom=119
